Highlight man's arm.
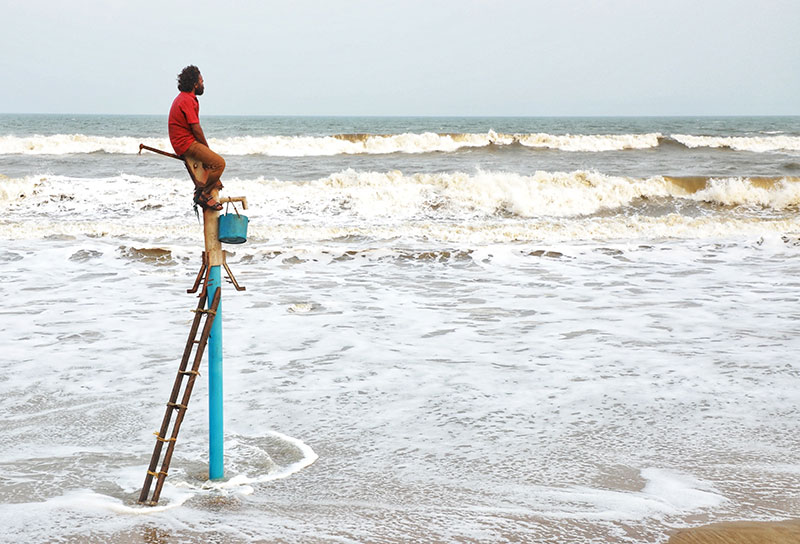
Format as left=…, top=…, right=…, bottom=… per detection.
left=189, top=123, right=209, bottom=147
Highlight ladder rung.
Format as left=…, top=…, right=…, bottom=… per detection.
left=153, top=432, right=177, bottom=443
left=179, top=370, right=200, bottom=376
left=147, top=470, right=168, bottom=477
left=191, top=308, right=217, bottom=316
left=166, top=402, right=187, bottom=410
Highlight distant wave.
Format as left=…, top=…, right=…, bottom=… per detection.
left=516, top=132, right=662, bottom=151
left=671, top=134, right=800, bottom=152
left=2, top=132, right=798, bottom=156
left=0, top=135, right=168, bottom=155
left=0, top=131, right=664, bottom=156
left=10, top=131, right=799, bottom=156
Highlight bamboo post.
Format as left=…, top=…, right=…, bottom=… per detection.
left=183, top=154, right=225, bottom=481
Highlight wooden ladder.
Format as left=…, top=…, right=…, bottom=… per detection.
left=138, top=287, right=221, bottom=505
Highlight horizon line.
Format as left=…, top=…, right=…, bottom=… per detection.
left=2, top=112, right=800, bottom=119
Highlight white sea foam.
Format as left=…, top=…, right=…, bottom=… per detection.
left=211, top=131, right=494, bottom=156
left=0, top=134, right=170, bottom=155
left=690, top=177, right=800, bottom=208
left=673, top=134, right=800, bottom=152
left=521, top=469, right=724, bottom=521
left=159, top=431, right=319, bottom=497
left=59, top=489, right=195, bottom=515
left=1, top=232, right=798, bottom=542
left=517, top=132, right=662, bottom=151
left=640, top=468, right=725, bottom=512
left=0, top=174, right=40, bottom=200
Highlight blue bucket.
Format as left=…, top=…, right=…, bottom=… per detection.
left=218, top=211, right=249, bottom=244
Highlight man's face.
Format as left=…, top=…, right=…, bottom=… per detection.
left=195, top=75, right=205, bottom=96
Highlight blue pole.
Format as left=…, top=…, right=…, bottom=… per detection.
left=207, top=264, right=224, bottom=480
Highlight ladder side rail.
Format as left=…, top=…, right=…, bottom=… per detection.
left=138, top=292, right=210, bottom=504
left=150, top=288, right=221, bottom=503
left=176, top=292, right=209, bottom=377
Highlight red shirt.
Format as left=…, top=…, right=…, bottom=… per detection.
left=168, top=92, right=199, bottom=155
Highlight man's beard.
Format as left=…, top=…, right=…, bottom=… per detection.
left=195, top=85, right=205, bottom=96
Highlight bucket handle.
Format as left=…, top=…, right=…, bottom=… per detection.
left=225, top=200, right=241, bottom=217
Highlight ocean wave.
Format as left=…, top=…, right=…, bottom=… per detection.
left=4, top=171, right=800, bottom=215
left=0, top=135, right=168, bottom=155
left=0, top=131, right=740, bottom=156
left=0, top=174, right=40, bottom=200
left=687, top=177, right=800, bottom=208
left=286, top=169, right=675, bottom=218
left=516, top=132, right=662, bottom=151
left=672, top=134, right=800, bottom=152
left=248, top=170, right=800, bottom=219
left=3, top=170, right=800, bottom=244
left=10, top=169, right=665, bottom=217
left=3, top=131, right=798, bottom=156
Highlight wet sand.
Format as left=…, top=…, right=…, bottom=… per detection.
left=669, top=519, right=800, bottom=544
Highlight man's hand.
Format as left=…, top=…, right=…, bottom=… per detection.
left=189, top=123, right=209, bottom=147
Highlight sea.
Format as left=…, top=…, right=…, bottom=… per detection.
left=1, top=114, right=800, bottom=543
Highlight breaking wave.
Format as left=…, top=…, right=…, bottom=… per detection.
left=4, top=132, right=798, bottom=156
left=3, top=170, right=800, bottom=243
left=672, top=134, right=800, bottom=152
left=0, top=132, right=661, bottom=156
left=4, top=170, right=800, bottom=214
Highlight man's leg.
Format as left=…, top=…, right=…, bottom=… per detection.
left=185, top=141, right=226, bottom=191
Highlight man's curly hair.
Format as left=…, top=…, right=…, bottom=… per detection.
left=177, top=65, right=201, bottom=92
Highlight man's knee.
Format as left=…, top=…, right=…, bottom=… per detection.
left=208, top=152, right=225, bottom=174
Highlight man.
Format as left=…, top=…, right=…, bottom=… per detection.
left=168, top=65, right=225, bottom=211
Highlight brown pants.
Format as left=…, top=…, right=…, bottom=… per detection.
left=184, top=141, right=226, bottom=190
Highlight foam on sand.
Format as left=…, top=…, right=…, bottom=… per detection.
left=0, top=430, right=318, bottom=541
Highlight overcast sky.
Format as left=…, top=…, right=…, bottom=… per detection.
left=1, top=0, right=798, bottom=116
